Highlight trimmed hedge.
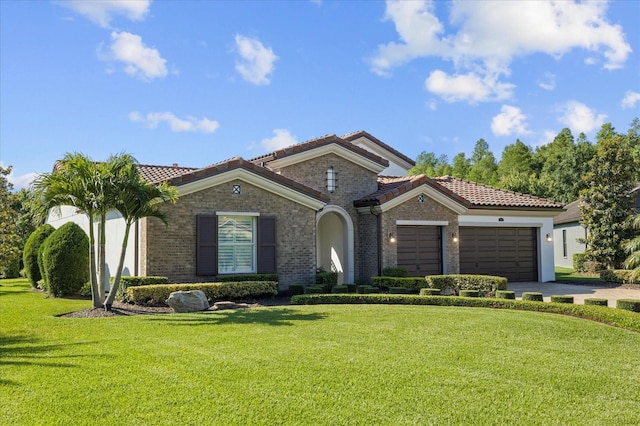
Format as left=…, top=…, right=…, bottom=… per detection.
left=600, top=269, right=640, bottom=284
left=289, top=294, right=640, bottom=332
left=115, top=276, right=170, bottom=302
left=22, top=224, right=55, bottom=287
left=496, top=290, right=515, bottom=300
left=459, top=290, right=479, bottom=298
left=41, top=222, right=89, bottom=297
left=616, top=299, right=640, bottom=312
left=381, top=266, right=408, bottom=277
left=550, top=295, right=574, bottom=304
left=371, top=277, right=427, bottom=292
left=126, top=281, right=278, bottom=306
left=584, top=298, right=608, bottom=307
left=305, top=285, right=325, bottom=294
left=388, top=286, right=409, bottom=294
left=288, top=284, right=305, bottom=296
left=425, top=274, right=508, bottom=297
left=316, top=270, right=338, bottom=292
left=357, top=285, right=380, bottom=294
left=419, top=288, right=441, bottom=296
left=522, top=292, right=543, bottom=302
left=331, top=285, right=349, bottom=294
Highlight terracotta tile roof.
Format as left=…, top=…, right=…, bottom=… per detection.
left=355, top=175, right=564, bottom=210
left=137, top=164, right=198, bottom=184
left=156, top=157, right=329, bottom=202
left=342, top=130, right=416, bottom=166
left=433, top=176, right=564, bottom=209
left=248, top=133, right=389, bottom=168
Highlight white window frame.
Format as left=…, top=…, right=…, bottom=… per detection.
left=217, top=214, right=257, bottom=274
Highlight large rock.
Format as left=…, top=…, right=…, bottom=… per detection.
left=166, top=290, right=209, bottom=313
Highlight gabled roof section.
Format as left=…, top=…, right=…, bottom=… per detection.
left=433, top=176, right=564, bottom=209
left=355, top=174, right=564, bottom=212
left=554, top=199, right=582, bottom=225
left=342, top=130, right=415, bottom=167
left=145, top=157, right=328, bottom=210
left=137, top=164, right=198, bottom=184
left=248, top=133, right=389, bottom=173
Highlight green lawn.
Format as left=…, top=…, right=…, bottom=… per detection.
left=2, top=278, right=640, bottom=425
left=555, top=266, right=603, bottom=282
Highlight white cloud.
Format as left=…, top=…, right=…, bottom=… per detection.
left=129, top=111, right=219, bottom=133
left=426, top=98, right=437, bottom=111
left=102, top=31, right=167, bottom=81
left=621, top=91, right=640, bottom=109
left=538, top=73, right=556, bottom=91
left=558, top=101, right=607, bottom=134
left=491, top=105, right=531, bottom=136
left=425, top=70, right=514, bottom=104
left=56, top=0, right=150, bottom=28
left=372, top=0, right=631, bottom=103
left=261, top=129, right=298, bottom=151
left=234, top=34, right=278, bottom=86
left=0, top=162, right=38, bottom=190
left=535, top=130, right=559, bottom=147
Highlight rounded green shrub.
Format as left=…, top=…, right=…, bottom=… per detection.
left=22, top=224, right=55, bottom=287
left=550, top=295, right=574, bottom=304
left=522, top=292, right=544, bottom=302
left=496, top=290, right=515, bottom=299
left=305, top=285, right=325, bottom=294
left=419, top=288, right=441, bottom=296
left=584, top=298, right=608, bottom=307
left=345, top=283, right=357, bottom=293
left=41, top=222, right=89, bottom=297
left=389, top=286, right=409, bottom=294
left=616, top=299, right=640, bottom=312
left=459, top=290, right=480, bottom=297
left=332, top=285, right=349, bottom=294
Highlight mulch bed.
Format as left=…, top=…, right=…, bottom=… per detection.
left=58, top=296, right=291, bottom=318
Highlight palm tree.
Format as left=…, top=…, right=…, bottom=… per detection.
left=624, top=215, right=640, bottom=282
left=103, top=162, right=178, bottom=310
left=34, top=153, right=103, bottom=307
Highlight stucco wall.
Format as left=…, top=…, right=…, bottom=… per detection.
left=140, top=178, right=317, bottom=289
left=553, top=222, right=587, bottom=269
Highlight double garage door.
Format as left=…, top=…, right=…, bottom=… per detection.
left=459, top=227, right=538, bottom=282
left=397, top=225, right=538, bottom=282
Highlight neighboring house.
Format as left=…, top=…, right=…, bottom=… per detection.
left=553, top=184, right=640, bottom=269
left=47, top=131, right=564, bottom=290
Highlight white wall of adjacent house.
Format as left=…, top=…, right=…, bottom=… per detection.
left=458, top=214, right=556, bottom=283
left=553, top=223, right=587, bottom=269
left=46, top=205, right=136, bottom=291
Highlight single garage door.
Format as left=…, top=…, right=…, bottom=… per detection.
left=397, top=225, right=443, bottom=276
left=459, top=227, right=538, bottom=282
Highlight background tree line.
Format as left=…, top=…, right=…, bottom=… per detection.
left=409, top=118, right=640, bottom=205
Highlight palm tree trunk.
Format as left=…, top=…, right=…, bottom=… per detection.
left=87, top=215, right=102, bottom=308
left=97, top=213, right=107, bottom=304
left=104, top=223, right=131, bottom=310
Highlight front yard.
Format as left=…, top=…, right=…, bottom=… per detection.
left=1, top=278, right=639, bottom=425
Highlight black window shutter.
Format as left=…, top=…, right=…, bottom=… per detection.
left=196, top=214, right=218, bottom=276
left=257, top=216, right=276, bottom=274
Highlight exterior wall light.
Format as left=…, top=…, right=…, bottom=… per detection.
left=452, top=232, right=458, bottom=243
left=546, top=233, right=552, bottom=242
left=389, top=233, right=396, bottom=243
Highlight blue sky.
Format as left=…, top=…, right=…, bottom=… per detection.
left=1, top=0, right=639, bottom=189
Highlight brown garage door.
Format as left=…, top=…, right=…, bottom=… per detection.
left=397, top=226, right=442, bottom=276
left=459, top=227, right=538, bottom=282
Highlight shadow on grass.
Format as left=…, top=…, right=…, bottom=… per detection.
left=142, top=307, right=328, bottom=326
left=0, top=333, right=98, bottom=371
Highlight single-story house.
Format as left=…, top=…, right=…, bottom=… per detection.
left=553, top=185, right=640, bottom=269
left=47, top=131, right=564, bottom=290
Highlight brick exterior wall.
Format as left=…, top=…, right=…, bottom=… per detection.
left=380, top=193, right=460, bottom=274
left=277, top=153, right=380, bottom=283
left=139, top=178, right=317, bottom=290
left=357, top=213, right=380, bottom=282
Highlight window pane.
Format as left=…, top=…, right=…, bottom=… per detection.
left=217, top=215, right=255, bottom=273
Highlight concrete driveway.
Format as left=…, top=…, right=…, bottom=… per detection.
left=507, top=282, right=640, bottom=306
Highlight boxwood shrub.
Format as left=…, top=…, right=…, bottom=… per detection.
left=459, top=289, right=480, bottom=298
left=305, top=285, right=325, bottom=294
left=371, top=277, right=427, bottom=292
left=616, top=299, right=640, bottom=312
left=116, top=276, right=170, bottom=302
left=126, top=281, right=278, bottom=306
left=41, top=222, right=89, bottom=297
left=357, top=285, right=379, bottom=294
left=22, top=224, right=55, bottom=288
left=522, top=292, right=543, bottom=302
left=381, top=266, right=408, bottom=277
left=600, top=269, right=640, bottom=284
left=419, top=288, right=441, bottom=296
left=584, top=298, right=608, bottom=307
left=496, top=290, right=515, bottom=299
left=288, top=284, right=305, bottom=296
left=388, top=286, right=409, bottom=294
left=425, top=274, right=507, bottom=297
left=331, top=285, right=349, bottom=294
left=550, top=295, right=574, bottom=304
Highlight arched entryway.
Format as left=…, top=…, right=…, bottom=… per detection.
left=316, top=206, right=354, bottom=284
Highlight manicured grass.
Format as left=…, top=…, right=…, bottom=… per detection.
left=2, top=278, right=640, bottom=425
left=555, top=266, right=602, bottom=282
